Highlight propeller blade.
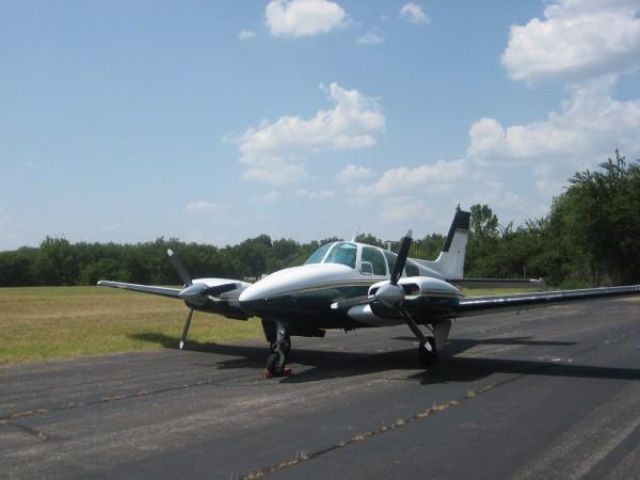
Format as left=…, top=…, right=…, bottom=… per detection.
left=179, top=308, right=194, bottom=350
left=390, top=230, right=412, bottom=285
left=167, top=249, right=192, bottom=286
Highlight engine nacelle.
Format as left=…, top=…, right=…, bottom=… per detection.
left=368, top=276, right=462, bottom=300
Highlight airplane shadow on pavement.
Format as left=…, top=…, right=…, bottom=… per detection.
left=129, top=332, right=640, bottom=385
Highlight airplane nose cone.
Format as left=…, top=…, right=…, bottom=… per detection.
left=238, top=284, right=260, bottom=303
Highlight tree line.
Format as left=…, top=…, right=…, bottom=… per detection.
left=1, top=151, right=638, bottom=288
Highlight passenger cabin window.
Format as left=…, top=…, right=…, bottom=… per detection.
left=323, top=242, right=357, bottom=269
left=383, top=250, right=419, bottom=277
left=405, top=260, right=419, bottom=276
left=362, top=246, right=387, bottom=276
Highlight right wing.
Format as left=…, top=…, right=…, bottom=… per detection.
left=451, top=277, right=546, bottom=289
left=97, top=280, right=182, bottom=299
left=456, top=285, right=640, bottom=317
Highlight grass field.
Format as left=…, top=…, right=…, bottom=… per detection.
left=0, top=286, right=263, bottom=365
left=0, top=285, right=539, bottom=365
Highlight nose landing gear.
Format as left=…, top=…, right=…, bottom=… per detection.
left=262, top=321, right=292, bottom=379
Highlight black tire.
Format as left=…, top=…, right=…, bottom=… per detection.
left=418, top=337, right=439, bottom=366
left=265, top=351, right=286, bottom=376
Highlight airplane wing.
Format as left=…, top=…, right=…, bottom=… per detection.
left=455, top=285, right=640, bottom=318
left=97, top=280, right=182, bottom=299
left=451, top=277, right=546, bottom=289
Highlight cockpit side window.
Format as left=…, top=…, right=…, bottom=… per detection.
left=362, top=246, right=387, bottom=276
left=304, top=243, right=333, bottom=265
left=323, top=242, right=357, bottom=269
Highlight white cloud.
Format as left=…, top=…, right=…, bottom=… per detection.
left=242, top=160, right=306, bottom=185
left=336, top=164, right=373, bottom=184
left=502, top=0, right=640, bottom=82
left=467, top=76, right=640, bottom=169
left=238, top=29, right=257, bottom=40
left=345, top=0, right=640, bottom=228
left=357, top=32, right=384, bottom=46
left=185, top=201, right=226, bottom=218
left=236, top=82, right=385, bottom=185
left=357, top=158, right=467, bottom=196
left=399, top=3, right=430, bottom=25
left=379, top=197, right=433, bottom=225
left=262, top=191, right=280, bottom=203
left=296, top=188, right=335, bottom=199
left=265, top=0, right=347, bottom=38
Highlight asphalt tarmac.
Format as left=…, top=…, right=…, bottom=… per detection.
left=1, top=297, right=640, bottom=479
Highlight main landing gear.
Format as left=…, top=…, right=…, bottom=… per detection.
left=262, top=320, right=292, bottom=378
left=418, top=336, right=438, bottom=366
left=398, top=308, right=439, bottom=366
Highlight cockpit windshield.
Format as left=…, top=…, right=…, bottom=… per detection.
left=303, top=242, right=357, bottom=269
left=324, top=242, right=357, bottom=269
left=304, top=243, right=332, bottom=265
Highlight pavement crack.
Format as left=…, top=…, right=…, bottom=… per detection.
left=241, top=383, right=498, bottom=479
left=5, top=421, right=50, bottom=441
left=0, top=378, right=216, bottom=422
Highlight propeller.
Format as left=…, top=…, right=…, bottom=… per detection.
left=332, top=230, right=429, bottom=351
left=370, top=231, right=430, bottom=349
left=332, top=230, right=413, bottom=311
left=168, top=249, right=192, bottom=286
left=371, top=230, right=412, bottom=309
left=167, top=249, right=237, bottom=350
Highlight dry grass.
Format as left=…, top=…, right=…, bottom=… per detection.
left=0, top=286, right=262, bottom=365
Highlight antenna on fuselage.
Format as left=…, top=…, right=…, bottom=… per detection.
left=351, top=226, right=361, bottom=243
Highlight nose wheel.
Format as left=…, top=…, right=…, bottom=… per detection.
left=263, top=321, right=292, bottom=378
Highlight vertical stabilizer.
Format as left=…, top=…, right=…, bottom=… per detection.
left=413, top=207, right=470, bottom=280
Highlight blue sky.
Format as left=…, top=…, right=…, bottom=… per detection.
left=1, top=0, right=639, bottom=250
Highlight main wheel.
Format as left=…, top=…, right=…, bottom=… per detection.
left=265, top=351, right=287, bottom=377
left=418, top=336, right=439, bottom=366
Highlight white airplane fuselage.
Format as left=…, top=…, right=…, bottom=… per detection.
left=190, top=248, right=463, bottom=331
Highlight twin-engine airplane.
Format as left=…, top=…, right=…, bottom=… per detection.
left=98, top=207, right=640, bottom=377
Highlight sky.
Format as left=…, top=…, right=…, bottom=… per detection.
left=1, top=0, right=640, bottom=250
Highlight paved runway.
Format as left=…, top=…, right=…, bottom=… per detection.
left=1, top=297, right=640, bottom=479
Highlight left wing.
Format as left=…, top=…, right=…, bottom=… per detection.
left=456, top=285, right=640, bottom=317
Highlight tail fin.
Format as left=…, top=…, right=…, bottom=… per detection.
left=414, top=206, right=470, bottom=280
